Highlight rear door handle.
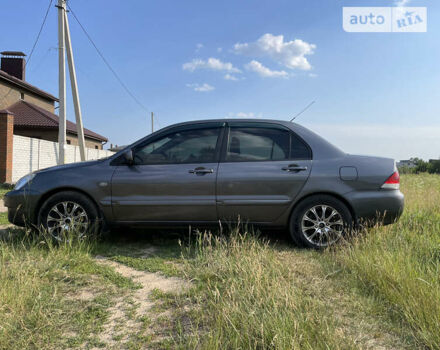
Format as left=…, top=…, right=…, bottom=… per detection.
left=189, top=167, right=214, bottom=175
left=282, top=165, right=308, bottom=172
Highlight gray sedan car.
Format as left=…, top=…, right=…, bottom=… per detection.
left=5, top=119, right=404, bottom=248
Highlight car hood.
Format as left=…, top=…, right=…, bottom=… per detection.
left=36, top=159, right=104, bottom=174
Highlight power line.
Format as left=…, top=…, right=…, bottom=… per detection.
left=30, top=46, right=57, bottom=72
left=66, top=2, right=149, bottom=112
left=27, top=0, right=54, bottom=67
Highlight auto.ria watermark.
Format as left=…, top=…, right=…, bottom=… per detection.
left=343, top=7, right=427, bottom=32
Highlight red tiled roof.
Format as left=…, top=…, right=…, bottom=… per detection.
left=8, top=100, right=107, bottom=142
left=0, top=69, right=58, bottom=102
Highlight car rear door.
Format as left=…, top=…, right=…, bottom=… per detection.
left=216, top=122, right=312, bottom=223
left=111, top=123, right=224, bottom=223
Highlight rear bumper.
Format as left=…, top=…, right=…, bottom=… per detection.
left=4, top=189, right=41, bottom=227
left=346, top=189, right=404, bottom=226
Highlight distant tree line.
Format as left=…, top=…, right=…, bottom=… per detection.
left=398, top=158, right=440, bottom=174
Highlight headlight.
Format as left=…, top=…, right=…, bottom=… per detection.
left=15, top=173, right=36, bottom=191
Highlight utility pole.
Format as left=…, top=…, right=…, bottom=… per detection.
left=64, top=9, right=86, bottom=161
left=57, top=0, right=66, bottom=164
left=151, top=112, right=154, bottom=133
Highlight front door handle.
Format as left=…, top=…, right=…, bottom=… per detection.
left=282, top=165, right=308, bottom=172
left=189, top=167, right=214, bottom=175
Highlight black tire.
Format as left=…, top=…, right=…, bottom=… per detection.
left=38, top=191, right=101, bottom=240
left=289, top=195, right=352, bottom=249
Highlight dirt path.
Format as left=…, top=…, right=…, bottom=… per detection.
left=93, top=256, right=188, bottom=348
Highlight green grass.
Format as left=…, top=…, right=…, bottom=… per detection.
left=0, top=183, right=13, bottom=226
left=0, top=231, right=135, bottom=349
left=111, top=255, right=181, bottom=277
left=0, top=212, right=9, bottom=225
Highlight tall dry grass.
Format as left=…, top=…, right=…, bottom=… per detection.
left=330, top=174, right=440, bottom=349
left=179, top=228, right=355, bottom=349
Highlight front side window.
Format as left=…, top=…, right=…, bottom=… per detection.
left=226, top=127, right=290, bottom=162
left=134, top=127, right=220, bottom=165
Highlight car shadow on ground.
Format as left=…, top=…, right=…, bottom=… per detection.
left=93, top=225, right=296, bottom=260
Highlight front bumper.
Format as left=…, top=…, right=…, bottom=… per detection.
left=346, top=189, right=404, bottom=226
left=4, top=188, right=41, bottom=227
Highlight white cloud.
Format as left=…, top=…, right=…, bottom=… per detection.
left=309, top=73, right=318, bottom=78
left=234, top=33, right=316, bottom=71
left=224, top=73, right=239, bottom=81
left=186, top=83, right=215, bottom=92
left=217, top=47, right=223, bottom=53
left=245, top=60, right=288, bottom=78
left=183, top=57, right=241, bottom=73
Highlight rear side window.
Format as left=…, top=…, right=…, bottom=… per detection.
left=226, top=127, right=290, bottom=162
left=225, top=126, right=312, bottom=162
left=290, top=132, right=312, bottom=160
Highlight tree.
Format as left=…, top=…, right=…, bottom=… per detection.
left=427, top=160, right=440, bottom=174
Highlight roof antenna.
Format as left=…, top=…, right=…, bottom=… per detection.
left=290, top=100, right=316, bottom=122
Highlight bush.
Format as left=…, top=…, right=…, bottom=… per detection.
left=398, top=158, right=440, bottom=175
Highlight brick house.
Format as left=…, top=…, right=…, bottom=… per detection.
left=0, top=51, right=107, bottom=149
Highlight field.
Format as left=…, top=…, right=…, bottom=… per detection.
left=0, top=174, right=439, bottom=349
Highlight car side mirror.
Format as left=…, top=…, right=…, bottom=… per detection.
left=122, top=149, right=134, bottom=166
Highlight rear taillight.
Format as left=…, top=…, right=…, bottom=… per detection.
left=381, top=171, right=400, bottom=190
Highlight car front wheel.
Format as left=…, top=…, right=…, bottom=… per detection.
left=289, top=195, right=352, bottom=249
left=38, top=191, right=100, bottom=241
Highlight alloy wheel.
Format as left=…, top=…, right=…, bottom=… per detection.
left=301, top=205, right=344, bottom=247
left=46, top=201, right=89, bottom=240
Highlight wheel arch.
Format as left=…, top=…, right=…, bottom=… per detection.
left=288, top=191, right=356, bottom=224
left=35, top=187, right=103, bottom=224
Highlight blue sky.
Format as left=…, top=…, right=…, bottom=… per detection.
left=1, top=0, right=438, bottom=160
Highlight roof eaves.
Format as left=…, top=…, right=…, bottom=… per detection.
left=0, top=70, right=59, bottom=102
left=10, top=100, right=108, bottom=143
left=67, top=130, right=108, bottom=143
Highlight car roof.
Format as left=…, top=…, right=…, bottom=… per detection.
left=166, top=118, right=297, bottom=127
left=110, top=118, right=345, bottom=161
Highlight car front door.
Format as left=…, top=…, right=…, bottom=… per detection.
left=216, top=122, right=312, bottom=223
left=111, top=123, right=224, bottom=223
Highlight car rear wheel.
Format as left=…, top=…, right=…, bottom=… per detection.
left=289, top=195, right=352, bottom=249
left=38, top=191, right=100, bottom=241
